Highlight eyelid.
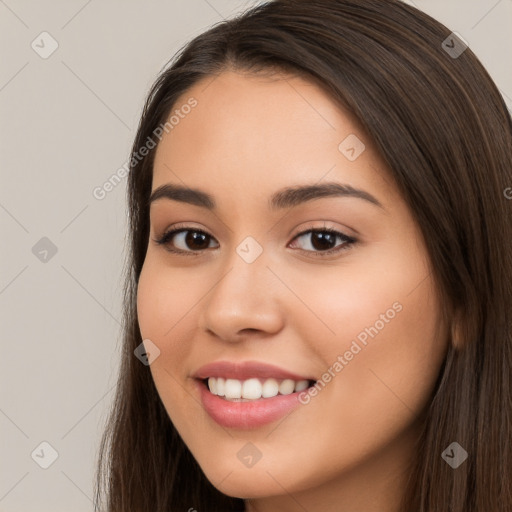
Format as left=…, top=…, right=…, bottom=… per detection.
left=290, top=220, right=357, bottom=240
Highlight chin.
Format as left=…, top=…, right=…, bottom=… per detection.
left=208, top=472, right=284, bottom=500
left=198, top=454, right=311, bottom=500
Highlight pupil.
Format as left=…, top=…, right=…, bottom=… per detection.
left=186, top=231, right=208, bottom=250
left=312, top=232, right=335, bottom=251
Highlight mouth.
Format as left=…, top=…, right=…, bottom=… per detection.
left=192, top=360, right=318, bottom=429
left=199, top=376, right=317, bottom=401
left=196, top=377, right=317, bottom=429
left=192, top=360, right=318, bottom=428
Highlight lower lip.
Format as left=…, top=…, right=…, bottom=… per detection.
left=196, top=380, right=305, bottom=429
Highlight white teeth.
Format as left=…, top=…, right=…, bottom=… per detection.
left=262, top=378, right=279, bottom=398
left=206, top=377, right=312, bottom=400
left=294, top=379, right=309, bottom=392
left=224, top=379, right=242, bottom=399
left=208, top=377, right=217, bottom=395
left=279, top=379, right=295, bottom=395
left=242, top=378, right=262, bottom=399
left=216, top=377, right=225, bottom=397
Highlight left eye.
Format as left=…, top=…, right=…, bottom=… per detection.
left=154, top=227, right=356, bottom=256
left=289, top=228, right=356, bottom=255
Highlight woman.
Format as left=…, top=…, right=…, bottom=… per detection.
left=95, top=0, right=512, bottom=510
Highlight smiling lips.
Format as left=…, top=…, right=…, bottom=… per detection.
left=193, top=360, right=317, bottom=429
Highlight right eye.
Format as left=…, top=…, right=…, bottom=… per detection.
left=153, top=225, right=219, bottom=255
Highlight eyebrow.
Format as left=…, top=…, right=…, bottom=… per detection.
left=149, top=181, right=384, bottom=211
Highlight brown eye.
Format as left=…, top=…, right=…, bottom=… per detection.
left=155, top=228, right=218, bottom=253
left=289, top=228, right=356, bottom=256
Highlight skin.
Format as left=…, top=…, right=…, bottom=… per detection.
left=136, top=70, right=450, bottom=512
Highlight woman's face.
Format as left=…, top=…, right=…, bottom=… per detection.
left=137, top=70, right=449, bottom=507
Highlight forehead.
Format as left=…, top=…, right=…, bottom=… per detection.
left=151, top=70, right=396, bottom=208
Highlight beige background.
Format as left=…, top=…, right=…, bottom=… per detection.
left=1, top=0, right=511, bottom=510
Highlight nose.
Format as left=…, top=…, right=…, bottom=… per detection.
left=198, top=245, right=284, bottom=343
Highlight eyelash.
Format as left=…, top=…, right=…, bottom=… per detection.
left=153, top=223, right=357, bottom=258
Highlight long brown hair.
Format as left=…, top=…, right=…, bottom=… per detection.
left=94, top=1, right=512, bottom=510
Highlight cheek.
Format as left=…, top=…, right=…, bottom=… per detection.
left=288, top=241, right=447, bottom=425
left=137, top=258, right=199, bottom=339
left=136, top=260, right=203, bottom=432
left=283, top=244, right=435, bottom=352
left=136, top=259, right=201, bottom=380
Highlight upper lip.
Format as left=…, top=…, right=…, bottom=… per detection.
left=192, top=360, right=316, bottom=382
